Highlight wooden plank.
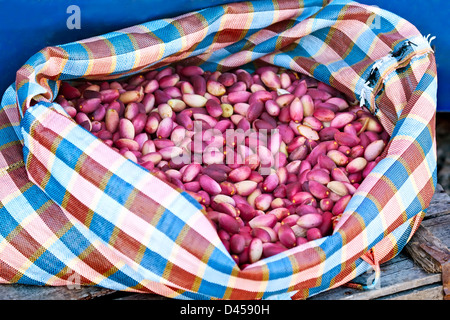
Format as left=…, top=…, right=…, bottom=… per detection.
left=425, top=190, right=450, bottom=219
left=404, top=225, right=450, bottom=273
left=377, top=283, right=444, bottom=300
left=0, top=283, right=116, bottom=300
left=115, top=293, right=168, bottom=300
left=420, top=214, right=450, bottom=246
left=308, top=251, right=442, bottom=300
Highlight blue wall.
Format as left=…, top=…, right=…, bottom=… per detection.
left=0, top=0, right=448, bottom=110
left=357, top=0, right=448, bottom=111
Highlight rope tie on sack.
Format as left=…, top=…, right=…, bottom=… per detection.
left=345, top=248, right=381, bottom=291
left=423, top=34, right=436, bottom=52
left=358, top=34, right=436, bottom=115
left=359, top=80, right=374, bottom=109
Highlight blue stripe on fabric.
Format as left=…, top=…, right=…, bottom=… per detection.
left=320, top=260, right=345, bottom=292
left=103, top=173, right=134, bottom=208
left=23, top=184, right=54, bottom=212
left=313, top=64, right=332, bottom=83
left=0, top=196, right=76, bottom=286
left=104, top=267, right=141, bottom=289
left=140, top=18, right=171, bottom=33
left=351, top=194, right=381, bottom=226
left=59, top=42, right=90, bottom=80
left=139, top=247, right=168, bottom=278
left=197, top=3, right=224, bottom=24
left=33, top=248, right=67, bottom=276
left=180, top=191, right=203, bottom=211
left=15, top=82, right=30, bottom=116
left=405, top=196, right=423, bottom=220
left=294, top=35, right=320, bottom=59
left=203, top=246, right=235, bottom=276
left=155, top=208, right=186, bottom=242
left=184, top=10, right=223, bottom=55
left=0, top=125, right=20, bottom=145
left=309, top=257, right=371, bottom=297
left=89, top=212, right=116, bottom=242
left=0, top=206, right=21, bottom=238
left=43, top=164, right=70, bottom=205
left=151, top=24, right=183, bottom=59
left=352, top=28, right=382, bottom=57
left=16, top=274, right=46, bottom=286
left=247, top=1, right=275, bottom=31
left=54, top=137, right=84, bottom=171
left=176, top=289, right=212, bottom=300
left=256, top=255, right=296, bottom=298
left=197, top=249, right=237, bottom=298
left=394, top=117, right=426, bottom=139
left=383, top=160, right=409, bottom=191
left=414, top=122, right=434, bottom=153
left=20, top=110, right=37, bottom=136
left=197, top=277, right=227, bottom=299
left=192, top=34, right=217, bottom=55
left=103, top=32, right=137, bottom=75
left=58, top=225, right=93, bottom=257
left=318, top=233, right=345, bottom=282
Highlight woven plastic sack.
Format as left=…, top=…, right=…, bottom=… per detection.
left=0, top=0, right=437, bottom=299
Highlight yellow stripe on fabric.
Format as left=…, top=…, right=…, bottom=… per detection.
left=333, top=209, right=369, bottom=288
left=133, top=205, right=166, bottom=266
left=0, top=121, right=20, bottom=132
left=123, top=32, right=142, bottom=72
left=99, top=36, right=118, bottom=75
left=158, top=209, right=216, bottom=294
left=78, top=42, right=95, bottom=76
left=254, top=264, right=270, bottom=299
left=26, top=126, right=51, bottom=191
left=41, top=221, right=76, bottom=286
left=15, top=64, right=35, bottom=94
left=0, top=182, right=34, bottom=227
left=406, top=211, right=425, bottom=244
left=210, top=14, right=230, bottom=73
left=0, top=159, right=25, bottom=177
left=0, top=182, right=35, bottom=243
left=328, top=260, right=358, bottom=292
left=63, top=240, right=108, bottom=285
left=212, top=2, right=254, bottom=71
left=6, top=199, right=65, bottom=283
left=142, top=26, right=165, bottom=63
left=381, top=232, right=399, bottom=262
left=274, top=19, right=296, bottom=53
left=289, top=246, right=325, bottom=294
left=241, top=7, right=255, bottom=64
left=94, top=260, right=126, bottom=286
left=133, top=25, right=166, bottom=71
left=189, top=12, right=213, bottom=57
left=107, top=187, right=140, bottom=248
left=359, top=166, right=402, bottom=239
left=131, top=279, right=187, bottom=298
left=0, top=99, right=21, bottom=130
left=393, top=141, right=427, bottom=211
left=0, top=139, right=22, bottom=154
left=169, top=18, right=188, bottom=54
left=222, top=266, right=242, bottom=299
left=271, top=0, right=280, bottom=26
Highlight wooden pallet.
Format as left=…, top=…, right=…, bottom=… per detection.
left=1, top=185, right=448, bottom=300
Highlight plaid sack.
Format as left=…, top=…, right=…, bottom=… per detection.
left=0, top=0, right=437, bottom=299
